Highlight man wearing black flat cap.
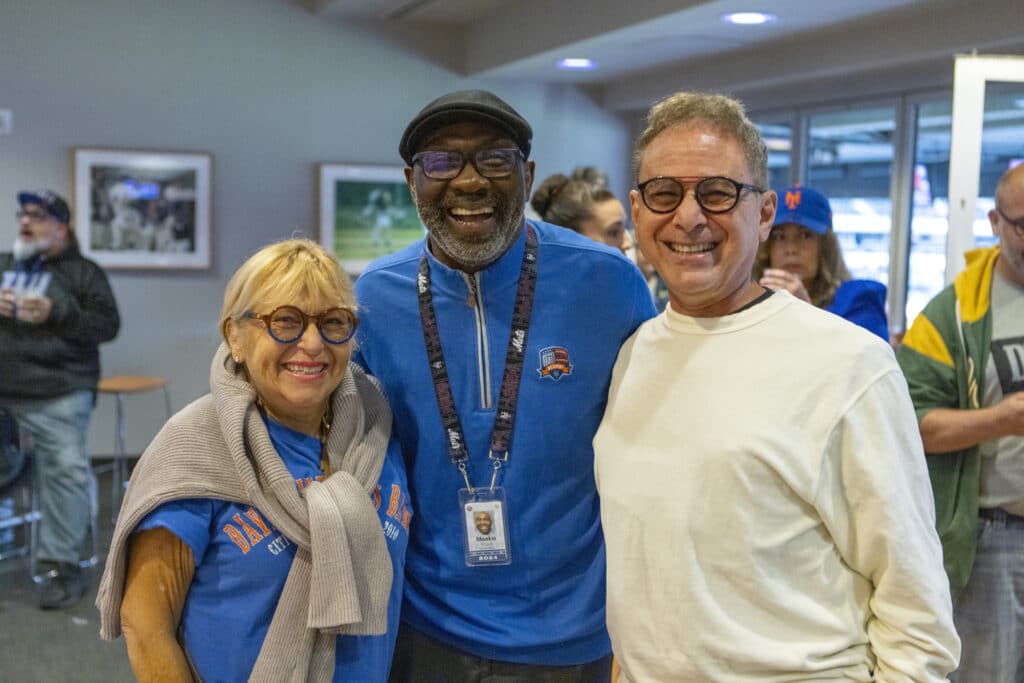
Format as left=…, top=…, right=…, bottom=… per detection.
left=354, top=89, right=656, bottom=680
left=0, top=190, right=120, bottom=609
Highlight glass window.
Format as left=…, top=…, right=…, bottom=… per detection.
left=976, top=82, right=1024, bottom=248
left=754, top=120, right=792, bottom=190
left=907, top=83, right=1024, bottom=325
left=905, top=84, right=1024, bottom=324
left=806, top=106, right=897, bottom=287
left=906, top=99, right=951, bottom=324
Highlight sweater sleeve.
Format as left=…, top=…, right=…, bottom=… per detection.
left=813, top=368, right=960, bottom=682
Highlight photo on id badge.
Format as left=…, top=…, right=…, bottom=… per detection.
left=462, top=497, right=511, bottom=566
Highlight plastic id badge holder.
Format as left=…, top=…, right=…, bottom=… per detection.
left=459, top=486, right=512, bottom=566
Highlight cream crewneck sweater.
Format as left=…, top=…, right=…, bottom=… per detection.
left=595, top=292, right=959, bottom=683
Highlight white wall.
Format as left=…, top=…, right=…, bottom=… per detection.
left=0, top=0, right=631, bottom=454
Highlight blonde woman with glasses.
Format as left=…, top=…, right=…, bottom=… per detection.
left=97, top=238, right=410, bottom=682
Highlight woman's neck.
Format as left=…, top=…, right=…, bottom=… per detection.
left=259, top=401, right=327, bottom=438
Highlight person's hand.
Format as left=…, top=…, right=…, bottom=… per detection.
left=0, top=288, right=15, bottom=318
left=759, top=268, right=811, bottom=303
left=15, top=292, right=52, bottom=324
left=994, top=391, right=1024, bottom=438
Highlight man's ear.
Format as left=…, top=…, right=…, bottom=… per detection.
left=523, top=159, right=535, bottom=198
left=629, top=189, right=642, bottom=228
left=405, top=167, right=417, bottom=206
left=757, top=190, right=778, bottom=243
left=989, top=209, right=1002, bottom=240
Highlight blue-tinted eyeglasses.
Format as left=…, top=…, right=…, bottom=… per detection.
left=412, top=148, right=524, bottom=180
left=245, top=305, right=358, bottom=345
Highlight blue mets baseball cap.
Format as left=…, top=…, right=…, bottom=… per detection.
left=17, top=189, right=72, bottom=224
left=773, top=185, right=832, bottom=234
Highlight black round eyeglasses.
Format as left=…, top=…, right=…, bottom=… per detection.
left=636, top=176, right=764, bottom=214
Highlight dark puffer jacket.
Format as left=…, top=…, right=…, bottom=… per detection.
left=0, top=248, right=120, bottom=400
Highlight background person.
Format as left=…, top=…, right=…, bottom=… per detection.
left=594, top=91, right=958, bottom=682
left=96, top=239, right=408, bottom=683
left=0, top=189, right=120, bottom=610
left=897, top=163, right=1024, bottom=682
left=754, top=185, right=889, bottom=340
left=530, top=173, right=629, bottom=252
left=354, top=89, right=655, bottom=681
left=570, top=165, right=611, bottom=192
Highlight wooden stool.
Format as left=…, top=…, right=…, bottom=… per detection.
left=96, top=376, right=172, bottom=521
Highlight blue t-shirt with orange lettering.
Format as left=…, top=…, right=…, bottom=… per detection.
left=137, top=416, right=410, bottom=683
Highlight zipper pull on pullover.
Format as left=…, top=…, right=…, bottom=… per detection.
left=465, top=273, right=478, bottom=309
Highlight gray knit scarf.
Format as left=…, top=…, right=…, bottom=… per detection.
left=96, top=343, right=393, bottom=682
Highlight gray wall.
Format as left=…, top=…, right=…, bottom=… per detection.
left=0, top=0, right=631, bottom=454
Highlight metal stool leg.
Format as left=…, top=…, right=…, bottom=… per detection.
left=97, top=376, right=173, bottom=525
left=111, top=391, right=126, bottom=524
left=28, top=465, right=40, bottom=578
left=78, top=470, right=99, bottom=569
left=163, top=385, right=172, bottom=422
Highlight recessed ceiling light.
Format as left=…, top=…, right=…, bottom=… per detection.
left=722, top=12, right=777, bottom=25
left=557, top=58, right=597, bottom=71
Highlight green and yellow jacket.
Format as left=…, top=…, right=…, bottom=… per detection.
left=896, top=245, right=999, bottom=595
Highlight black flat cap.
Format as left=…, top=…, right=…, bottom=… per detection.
left=399, top=89, right=533, bottom=165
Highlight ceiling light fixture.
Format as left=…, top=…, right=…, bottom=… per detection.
left=722, top=12, right=776, bottom=25
left=557, top=58, right=597, bottom=71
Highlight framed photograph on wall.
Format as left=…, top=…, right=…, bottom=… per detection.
left=73, top=147, right=212, bottom=269
left=317, top=163, right=424, bottom=274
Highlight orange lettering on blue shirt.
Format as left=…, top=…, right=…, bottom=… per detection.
left=233, top=512, right=265, bottom=545
left=384, top=484, right=411, bottom=533
left=386, top=485, right=401, bottom=517
left=295, top=475, right=326, bottom=491
left=223, top=524, right=251, bottom=554
left=244, top=507, right=272, bottom=535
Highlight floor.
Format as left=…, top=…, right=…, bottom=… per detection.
left=0, top=463, right=134, bottom=683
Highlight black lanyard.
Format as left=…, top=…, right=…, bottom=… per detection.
left=417, top=225, right=539, bottom=491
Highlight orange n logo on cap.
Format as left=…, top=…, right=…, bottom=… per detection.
left=785, top=190, right=801, bottom=210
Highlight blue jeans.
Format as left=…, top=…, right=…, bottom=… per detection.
left=951, top=509, right=1024, bottom=683
left=2, top=390, right=94, bottom=565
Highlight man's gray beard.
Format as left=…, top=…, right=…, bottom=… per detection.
left=12, top=237, right=48, bottom=262
left=414, top=190, right=525, bottom=271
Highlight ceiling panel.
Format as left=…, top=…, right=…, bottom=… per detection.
left=302, top=0, right=1024, bottom=112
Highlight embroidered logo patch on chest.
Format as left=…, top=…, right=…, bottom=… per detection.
left=537, top=345, right=573, bottom=381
